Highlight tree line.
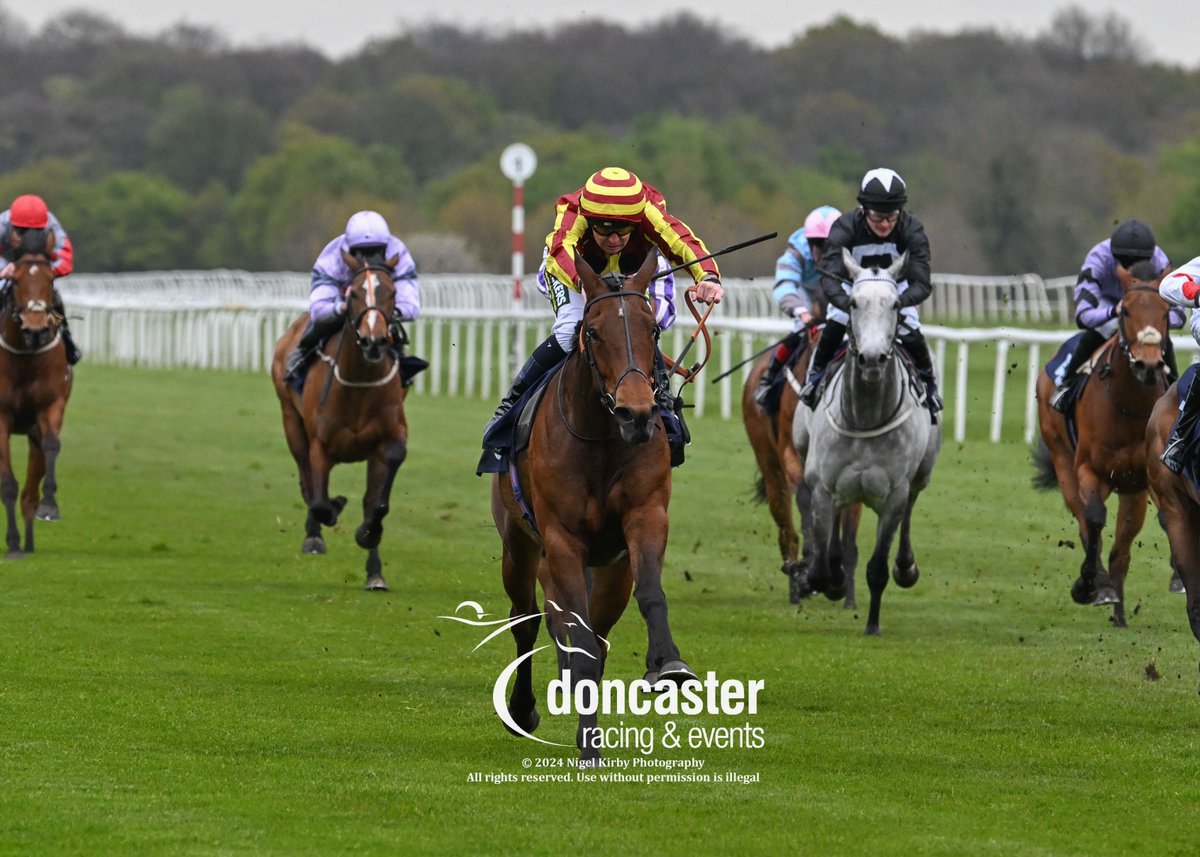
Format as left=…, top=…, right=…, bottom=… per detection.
left=2, top=4, right=1200, bottom=279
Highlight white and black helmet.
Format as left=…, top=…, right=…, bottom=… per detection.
left=857, top=168, right=907, bottom=212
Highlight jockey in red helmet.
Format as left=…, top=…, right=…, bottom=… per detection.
left=0, top=194, right=82, bottom=364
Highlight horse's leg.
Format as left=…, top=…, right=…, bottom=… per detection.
left=1105, top=491, right=1149, bottom=628
left=864, top=489, right=910, bottom=636
left=590, top=558, right=634, bottom=666
left=892, top=489, right=924, bottom=589
left=542, top=528, right=602, bottom=763
left=306, top=442, right=342, bottom=528
left=501, top=523, right=544, bottom=736
left=19, top=433, right=46, bottom=553
left=1073, top=468, right=1115, bottom=606
left=356, top=438, right=408, bottom=592
left=279, top=403, right=327, bottom=554
left=745, top=398, right=801, bottom=583
left=0, top=426, right=23, bottom=559
left=1158, top=508, right=1188, bottom=595
left=626, top=506, right=694, bottom=687
left=793, top=471, right=817, bottom=604
left=840, top=505, right=863, bottom=610
left=802, top=480, right=836, bottom=600
left=825, top=508, right=848, bottom=602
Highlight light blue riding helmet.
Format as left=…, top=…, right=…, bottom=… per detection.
left=345, top=211, right=390, bottom=248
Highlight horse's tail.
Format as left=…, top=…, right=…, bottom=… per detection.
left=752, top=473, right=767, bottom=504
left=1030, top=438, right=1058, bottom=491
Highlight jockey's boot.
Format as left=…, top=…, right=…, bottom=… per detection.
left=918, top=368, right=943, bottom=423
left=754, top=348, right=788, bottom=413
left=484, top=335, right=568, bottom=436
left=1052, top=329, right=1105, bottom=413
left=51, top=290, right=81, bottom=365
left=285, top=313, right=345, bottom=379
left=800, top=320, right=846, bottom=409
left=1161, top=390, right=1200, bottom=475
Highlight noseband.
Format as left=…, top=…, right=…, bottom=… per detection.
left=579, top=289, right=657, bottom=412
left=1114, top=285, right=1165, bottom=366
left=342, top=264, right=395, bottom=350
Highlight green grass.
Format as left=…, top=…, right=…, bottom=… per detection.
left=2, top=364, right=1200, bottom=855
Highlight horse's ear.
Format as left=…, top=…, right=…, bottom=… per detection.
left=629, top=248, right=659, bottom=292
left=576, top=256, right=601, bottom=301
left=341, top=249, right=357, bottom=269
left=44, top=230, right=56, bottom=254
left=386, top=254, right=399, bottom=269
left=842, top=247, right=862, bottom=278
left=886, top=251, right=908, bottom=282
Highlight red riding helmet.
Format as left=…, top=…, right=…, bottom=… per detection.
left=9, top=194, right=50, bottom=229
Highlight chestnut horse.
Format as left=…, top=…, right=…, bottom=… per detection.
left=270, top=251, right=410, bottom=591
left=1033, top=261, right=1170, bottom=626
left=1146, top=380, right=1200, bottom=661
left=0, top=237, right=73, bottom=557
left=744, top=332, right=863, bottom=607
left=494, top=250, right=693, bottom=764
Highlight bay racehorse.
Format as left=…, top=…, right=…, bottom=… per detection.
left=1146, top=380, right=1200, bottom=665
left=0, top=236, right=73, bottom=557
left=792, top=250, right=941, bottom=635
left=270, top=250, right=410, bottom=591
left=744, top=332, right=863, bottom=607
left=1033, top=260, right=1171, bottom=626
left=494, top=250, right=694, bottom=764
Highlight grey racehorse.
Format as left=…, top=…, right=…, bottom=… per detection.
left=792, top=250, right=941, bottom=635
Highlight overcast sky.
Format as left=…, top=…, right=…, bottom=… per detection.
left=8, top=1, right=1193, bottom=67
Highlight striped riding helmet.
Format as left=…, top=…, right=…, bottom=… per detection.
left=580, top=167, right=647, bottom=227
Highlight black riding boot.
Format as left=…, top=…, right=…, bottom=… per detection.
left=799, top=321, right=846, bottom=408
left=754, top=330, right=804, bottom=413
left=1051, top=329, right=1105, bottom=412
left=484, top=334, right=568, bottom=435
left=900, top=330, right=943, bottom=420
left=1161, top=387, right=1200, bottom=474
left=285, top=313, right=346, bottom=378
left=51, top=290, right=81, bottom=365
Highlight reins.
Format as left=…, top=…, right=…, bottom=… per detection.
left=318, top=263, right=399, bottom=403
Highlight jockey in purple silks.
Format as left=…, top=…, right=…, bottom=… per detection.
left=1049, top=219, right=1183, bottom=412
left=285, top=211, right=420, bottom=378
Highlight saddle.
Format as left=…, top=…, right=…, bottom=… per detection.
left=810, top=342, right=926, bottom=408
left=1171, top=365, right=1200, bottom=488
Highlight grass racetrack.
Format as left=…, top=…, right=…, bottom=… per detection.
left=3, top=362, right=1200, bottom=855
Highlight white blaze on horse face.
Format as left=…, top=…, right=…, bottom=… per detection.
left=364, top=270, right=382, bottom=332
left=1137, top=326, right=1162, bottom=345
left=851, top=278, right=899, bottom=359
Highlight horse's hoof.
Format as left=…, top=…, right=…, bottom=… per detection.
left=311, top=503, right=337, bottom=527
left=653, top=660, right=698, bottom=686
left=1092, top=586, right=1121, bottom=606
left=1170, top=574, right=1187, bottom=595
left=1070, top=577, right=1095, bottom=605
left=781, top=559, right=806, bottom=578
left=4, top=550, right=24, bottom=560
left=893, top=563, right=919, bottom=588
left=825, top=572, right=847, bottom=601
left=504, top=707, right=539, bottom=736
left=643, top=669, right=658, bottom=685
left=301, top=537, right=326, bottom=555
left=35, top=504, right=60, bottom=522
left=864, top=624, right=881, bottom=636
left=843, top=596, right=857, bottom=610
left=788, top=572, right=804, bottom=604
left=364, top=576, right=389, bottom=592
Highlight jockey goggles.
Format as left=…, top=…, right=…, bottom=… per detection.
left=864, top=209, right=901, bottom=224
left=591, top=222, right=635, bottom=237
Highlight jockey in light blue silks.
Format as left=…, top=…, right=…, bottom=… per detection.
left=753, top=205, right=840, bottom=413
left=285, top=211, right=420, bottom=378
left=1157, top=256, right=1200, bottom=473
left=1049, top=219, right=1182, bottom=411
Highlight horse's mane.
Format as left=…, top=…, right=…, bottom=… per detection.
left=1128, top=259, right=1158, bottom=282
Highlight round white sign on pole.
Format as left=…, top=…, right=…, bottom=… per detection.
left=500, top=143, right=537, bottom=183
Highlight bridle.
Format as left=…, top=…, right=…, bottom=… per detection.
left=578, top=289, right=657, bottom=412
left=0, top=256, right=63, bottom=355
left=342, top=263, right=396, bottom=352
left=1104, top=284, right=1168, bottom=418
left=557, top=288, right=658, bottom=442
